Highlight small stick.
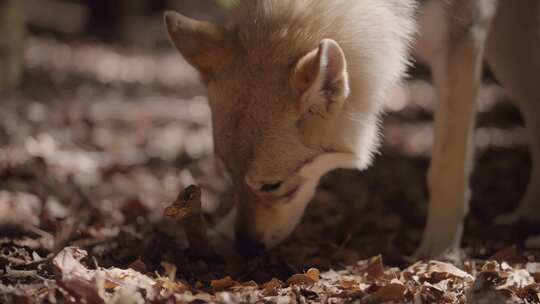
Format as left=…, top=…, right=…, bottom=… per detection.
left=164, top=185, right=213, bottom=258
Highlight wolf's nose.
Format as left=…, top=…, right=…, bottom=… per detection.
left=235, top=233, right=266, bottom=257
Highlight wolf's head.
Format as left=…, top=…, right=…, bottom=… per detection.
left=164, top=0, right=415, bottom=255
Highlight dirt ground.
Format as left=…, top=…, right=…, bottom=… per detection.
left=1, top=33, right=540, bottom=303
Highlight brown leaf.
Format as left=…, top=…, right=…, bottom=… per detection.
left=211, top=276, right=238, bottom=291
left=262, top=278, right=282, bottom=296
left=287, top=273, right=316, bottom=286
left=53, top=247, right=93, bottom=281
left=59, top=279, right=105, bottom=304
left=339, top=290, right=365, bottom=300
left=372, top=283, right=406, bottom=302
left=53, top=247, right=156, bottom=299
left=339, top=280, right=359, bottom=290
left=128, top=258, right=147, bottom=273
left=426, top=261, right=472, bottom=283
left=364, top=255, right=385, bottom=280
left=155, top=277, right=188, bottom=295
left=306, top=268, right=320, bottom=282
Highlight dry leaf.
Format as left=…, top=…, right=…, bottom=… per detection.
left=306, top=268, right=320, bottom=282
left=526, top=263, right=540, bottom=283
left=364, top=255, right=385, bottom=280
left=128, top=258, right=147, bottom=273
left=211, top=276, right=238, bottom=291
left=109, top=287, right=145, bottom=304
left=262, top=278, right=282, bottom=296
left=59, top=279, right=105, bottom=304
left=154, top=277, right=188, bottom=295
left=339, top=280, right=359, bottom=290
left=500, top=269, right=535, bottom=289
left=370, top=283, right=406, bottom=302
left=53, top=246, right=94, bottom=281
left=428, top=261, right=471, bottom=279
left=53, top=247, right=156, bottom=300
left=287, top=273, right=316, bottom=286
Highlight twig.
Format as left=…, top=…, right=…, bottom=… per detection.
left=164, top=185, right=214, bottom=258
left=5, top=267, right=38, bottom=278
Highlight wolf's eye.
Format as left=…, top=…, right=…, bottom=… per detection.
left=260, top=182, right=283, bottom=193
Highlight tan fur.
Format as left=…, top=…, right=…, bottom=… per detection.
left=165, top=12, right=234, bottom=79
left=166, top=0, right=416, bottom=248
left=414, top=0, right=498, bottom=256
left=487, top=0, right=540, bottom=225
left=165, top=0, right=540, bottom=256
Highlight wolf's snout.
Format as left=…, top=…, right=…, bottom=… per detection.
left=235, top=231, right=266, bottom=257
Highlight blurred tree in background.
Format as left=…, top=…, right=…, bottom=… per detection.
left=0, top=0, right=24, bottom=90
left=26, top=0, right=229, bottom=43
left=0, top=0, right=231, bottom=91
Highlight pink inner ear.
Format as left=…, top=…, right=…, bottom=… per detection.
left=292, top=39, right=347, bottom=98
left=318, top=40, right=346, bottom=98
left=321, top=43, right=343, bottom=83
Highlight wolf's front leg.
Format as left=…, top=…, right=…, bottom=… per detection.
left=486, top=0, right=540, bottom=226
left=416, top=1, right=498, bottom=258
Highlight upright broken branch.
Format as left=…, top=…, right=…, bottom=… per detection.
left=164, top=185, right=214, bottom=258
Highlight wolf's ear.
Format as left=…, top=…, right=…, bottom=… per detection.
left=291, top=39, right=350, bottom=117
left=164, top=11, right=233, bottom=80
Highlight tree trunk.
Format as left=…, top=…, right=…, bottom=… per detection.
left=118, top=0, right=146, bottom=41
left=0, top=0, right=24, bottom=91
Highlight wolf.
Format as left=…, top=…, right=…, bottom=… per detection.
left=164, top=0, right=540, bottom=257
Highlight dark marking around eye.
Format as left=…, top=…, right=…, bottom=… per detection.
left=260, top=182, right=283, bottom=192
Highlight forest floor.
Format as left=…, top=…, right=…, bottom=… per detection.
left=1, top=35, right=540, bottom=303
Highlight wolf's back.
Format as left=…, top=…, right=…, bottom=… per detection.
left=226, top=0, right=416, bottom=68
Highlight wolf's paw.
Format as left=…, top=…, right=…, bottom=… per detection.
left=414, top=225, right=462, bottom=260
left=414, top=239, right=457, bottom=260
